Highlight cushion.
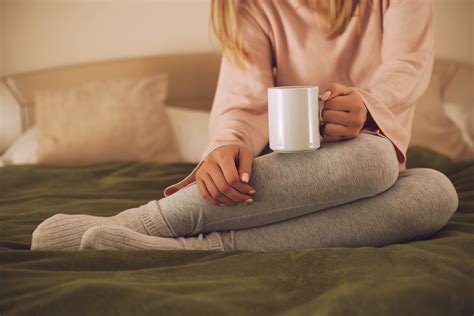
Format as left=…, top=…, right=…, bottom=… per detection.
left=443, top=64, right=474, bottom=141
left=2, top=127, right=38, bottom=165
left=410, top=73, right=474, bottom=160
left=166, top=106, right=210, bottom=163
left=0, top=83, right=22, bottom=154
left=35, top=74, right=180, bottom=165
left=443, top=101, right=473, bottom=148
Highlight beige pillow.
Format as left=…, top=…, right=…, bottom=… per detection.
left=410, top=73, right=474, bottom=160
left=35, top=74, right=181, bottom=164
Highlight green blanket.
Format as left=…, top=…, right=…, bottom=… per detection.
left=1, top=147, right=473, bottom=315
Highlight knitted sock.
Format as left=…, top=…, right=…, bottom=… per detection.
left=31, top=200, right=173, bottom=251
left=79, top=225, right=224, bottom=251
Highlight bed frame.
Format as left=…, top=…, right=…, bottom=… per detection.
left=2, top=52, right=222, bottom=131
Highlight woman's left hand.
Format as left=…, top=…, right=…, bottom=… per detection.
left=320, top=83, right=368, bottom=141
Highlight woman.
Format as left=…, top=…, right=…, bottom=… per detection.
left=31, top=0, right=458, bottom=252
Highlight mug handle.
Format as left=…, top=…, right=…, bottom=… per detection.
left=318, top=94, right=326, bottom=143
left=318, top=95, right=326, bottom=126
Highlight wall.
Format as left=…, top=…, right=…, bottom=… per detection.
left=0, top=0, right=4, bottom=76
left=1, top=0, right=473, bottom=75
left=434, top=0, right=473, bottom=65
left=2, top=0, right=216, bottom=76
left=1, top=0, right=473, bottom=76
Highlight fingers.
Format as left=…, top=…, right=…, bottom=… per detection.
left=322, top=123, right=359, bottom=141
left=322, top=92, right=367, bottom=130
left=323, top=123, right=346, bottom=137
left=201, top=173, right=238, bottom=206
left=323, top=134, right=343, bottom=142
left=322, top=82, right=353, bottom=101
left=320, top=90, right=331, bottom=101
left=319, top=83, right=367, bottom=142
left=195, top=144, right=256, bottom=206
left=215, top=152, right=255, bottom=194
left=322, top=109, right=359, bottom=127
left=319, top=97, right=325, bottom=122
left=238, top=147, right=254, bottom=184
left=207, top=161, right=252, bottom=205
left=197, top=178, right=220, bottom=206
left=324, top=94, right=360, bottom=112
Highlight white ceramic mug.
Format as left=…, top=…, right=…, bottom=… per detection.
left=267, top=86, right=320, bottom=153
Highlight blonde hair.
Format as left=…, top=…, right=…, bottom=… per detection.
left=210, top=0, right=360, bottom=68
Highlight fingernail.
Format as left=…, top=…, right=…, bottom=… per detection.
left=248, top=189, right=256, bottom=195
left=220, top=203, right=227, bottom=207
left=241, top=173, right=249, bottom=183
left=322, top=90, right=331, bottom=101
left=245, top=198, right=253, bottom=205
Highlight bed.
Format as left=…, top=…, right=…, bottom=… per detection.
left=1, top=54, right=473, bottom=315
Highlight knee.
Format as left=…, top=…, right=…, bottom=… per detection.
left=355, top=135, right=400, bottom=196
left=378, top=168, right=459, bottom=242
left=397, top=169, right=459, bottom=240
left=251, top=134, right=400, bottom=198
left=412, top=169, right=459, bottom=225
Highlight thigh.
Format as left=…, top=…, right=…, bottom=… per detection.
left=250, top=133, right=399, bottom=200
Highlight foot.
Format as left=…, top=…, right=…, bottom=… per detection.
left=79, top=225, right=224, bottom=251
left=31, top=200, right=173, bottom=251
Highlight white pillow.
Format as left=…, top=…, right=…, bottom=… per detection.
left=444, top=101, right=473, bottom=148
left=2, top=107, right=210, bottom=165
left=165, top=106, right=210, bottom=163
left=2, top=127, right=38, bottom=165
left=443, top=65, right=474, bottom=141
left=0, top=83, right=23, bottom=154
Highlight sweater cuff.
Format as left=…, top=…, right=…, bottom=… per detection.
left=351, top=87, right=407, bottom=164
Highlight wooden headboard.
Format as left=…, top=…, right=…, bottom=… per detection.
left=3, top=52, right=222, bottom=131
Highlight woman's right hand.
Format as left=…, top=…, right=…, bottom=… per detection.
left=195, top=144, right=256, bottom=206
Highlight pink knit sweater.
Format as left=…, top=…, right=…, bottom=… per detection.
left=164, top=0, right=434, bottom=197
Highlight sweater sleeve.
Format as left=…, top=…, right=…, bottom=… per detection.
left=352, top=0, right=435, bottom=162
left=200, top=1, right=274, bottom=160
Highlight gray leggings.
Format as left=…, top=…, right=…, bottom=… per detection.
left=152, top=133, right=459, bottom=251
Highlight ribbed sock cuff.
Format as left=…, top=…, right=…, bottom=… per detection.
left=139, top=200, right=176, bottom=237
left=206, top=232, right=224, bottom=251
